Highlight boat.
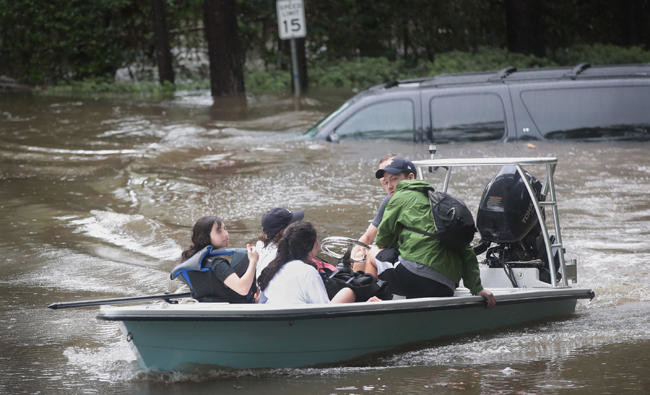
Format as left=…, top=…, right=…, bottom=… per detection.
left=95, top=155, right=595, bottom=371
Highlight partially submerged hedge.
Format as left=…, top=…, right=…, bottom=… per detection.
left=39, top=44, right=650, bottom=96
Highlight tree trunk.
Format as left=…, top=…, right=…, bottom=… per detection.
left=402, top=15, right=410, bottom=60
left=620, top=0, right=645, bottom=46
left=505, top=0, right=545, bottom=57
left=151, top=0, right=174, bottom=84
left=203, top=0, right=245, bottom=97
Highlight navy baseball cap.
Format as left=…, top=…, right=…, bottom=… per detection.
left=375, top=157, right=416, bottom=179
left=262, top=208, right=304, bottom=239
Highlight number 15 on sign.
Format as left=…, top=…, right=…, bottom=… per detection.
left=277, top=0, right=306, bottom=39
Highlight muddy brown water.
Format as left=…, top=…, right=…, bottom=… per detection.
left=1, top=90, right=648, bottom=394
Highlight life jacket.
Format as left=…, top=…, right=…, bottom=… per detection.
left=170, top=246, right=255, bottom=303
left=312, top=258, right=338, bottom=273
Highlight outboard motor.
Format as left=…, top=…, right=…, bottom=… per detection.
left=477, top=165, right=542, bottom=244
left=475, top=165, right=559, bottom=284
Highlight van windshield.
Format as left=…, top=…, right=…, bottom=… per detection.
left=304, top=101, right=351, bottom=137
left=521, top=86, right=650, bottom=140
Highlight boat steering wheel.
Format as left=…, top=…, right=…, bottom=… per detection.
left=320, top=236, right=370, bottom=263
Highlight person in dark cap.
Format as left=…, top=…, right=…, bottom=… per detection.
left=354, top=156, right=416, bottom=271
left=255, top=207, right=304, bottom=278
left=371, top=164, right=497, bottom=307
left=374, top=156, right=417, bottom=195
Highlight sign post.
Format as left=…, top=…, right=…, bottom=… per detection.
left=276, top=0, right=306, bottom=97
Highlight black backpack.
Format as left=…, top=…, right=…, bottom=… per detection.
left=404, top=189, right=476, bottom=252
left=319, top=266, right=392, bottom=302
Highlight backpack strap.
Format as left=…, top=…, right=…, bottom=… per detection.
left=403, top=186, right=439, bottom=240
left=403, top=225, right=441, bottom=240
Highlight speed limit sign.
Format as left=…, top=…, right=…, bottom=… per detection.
left=276, top=0, right=306, bottom=39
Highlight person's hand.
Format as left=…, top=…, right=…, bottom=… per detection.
left=351, top=244, right=367, bottom=262
left=246, top=243, right=259, bottom=265
left=478, top=289, right=496, bottom=308
left=366, top=296, right=382, bottom=302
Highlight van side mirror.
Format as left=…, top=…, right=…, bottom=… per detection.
left=326, top=131, right=340, bottom=143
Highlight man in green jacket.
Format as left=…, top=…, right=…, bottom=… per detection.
left=372, top=158, right=496, bottom=307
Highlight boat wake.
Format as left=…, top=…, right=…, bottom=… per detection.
left=380, top=301, right=650, bottom=367
left=63, top=340, right=137, bottom=382
left=63, top=210, right=181, bottom=262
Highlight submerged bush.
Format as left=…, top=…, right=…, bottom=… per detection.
left=36, top=44, right=650, bottom=96
left=264, top=44, right=650, bottom=91
left=39, top=78, right=177, bottom=98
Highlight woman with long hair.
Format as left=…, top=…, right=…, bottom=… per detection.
left=257, top=221, right=367, bottom=304
left=181, top=215, right=227, bottom=261
left=178, top=215, right=258, bottom=298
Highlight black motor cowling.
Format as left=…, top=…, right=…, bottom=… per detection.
left=474, top=165, right=560, bottom=284
left=476, top=165, right=543, bottom=244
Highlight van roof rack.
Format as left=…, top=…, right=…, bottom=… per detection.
left=383, top=80, right=399, bottom=89
left=564, top=63, right=591, bottom=79
left=383, top=77, right=437, bottom=89
left=378, top=64, right=648, bottom=91
left=488, top=66, right=517, bottom=82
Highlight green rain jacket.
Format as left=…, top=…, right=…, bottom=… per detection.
left=375, top=179, right=484, bottom=295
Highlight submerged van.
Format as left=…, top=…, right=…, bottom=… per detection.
left=305, top=63, right=650, bottom=143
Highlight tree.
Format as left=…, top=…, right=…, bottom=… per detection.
left=505, top=0, right=545, bottom=57
left=0, top=1, right=151, bottom=84
left=203, top=0, right=245, bottom=96
left=151, top=0, right=175, bottom=84
left=619, top=0, right=649, bottom=47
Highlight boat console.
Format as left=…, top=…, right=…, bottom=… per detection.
left=411, top=154, right=577, bottom=288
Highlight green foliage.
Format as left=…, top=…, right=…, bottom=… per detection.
left=39, top=78, right=177, bottom=99
left=236, top=0, right=277, bottom=68
left=245, top=68, right=289, bottom=93
left=305, top=1, right=506, bottom=62
left=306, top=48, right=557, bottom=90
left=551, top=44, right=650, bottom=66
left=304, top=45, right=649, bottom=91
left=0, top=0, right=153, bottom=84
left=36, top=44, right=650, bottom=96
left=5, top=0, right=648, bottom=92
left=309, top=57, right=397, bottom=88
left=241, top=44, right=650, bottom=92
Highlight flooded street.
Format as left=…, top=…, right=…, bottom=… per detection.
left=1, top=90, right=648, bottom=394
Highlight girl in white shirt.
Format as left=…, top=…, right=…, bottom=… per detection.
left=257, top=221, right=357, bottom=304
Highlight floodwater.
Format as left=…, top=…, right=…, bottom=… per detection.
left=1, top=89, right=648, bottom=394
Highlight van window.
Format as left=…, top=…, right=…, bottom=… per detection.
left=522, top=86, right=650, bottom=140
left=430, top=94, right=506, bottom=141
left=335, top=100, right=415, bottom=139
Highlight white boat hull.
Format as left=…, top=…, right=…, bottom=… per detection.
left=98, top=287, right=593, bottom=370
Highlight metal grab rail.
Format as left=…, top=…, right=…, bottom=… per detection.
left=412, top=156, right=569, bottom=288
